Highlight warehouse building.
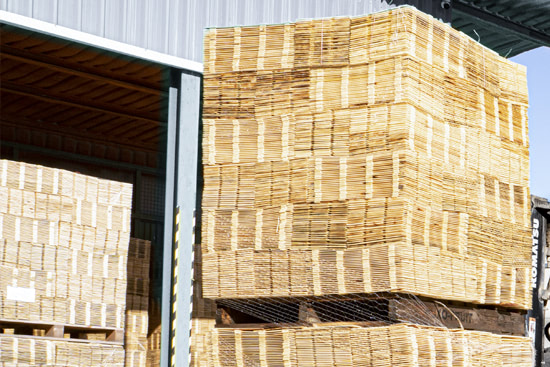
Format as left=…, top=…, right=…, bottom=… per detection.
left=1, top=1, right=549, bottom=366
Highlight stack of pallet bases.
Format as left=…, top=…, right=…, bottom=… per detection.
left=125, top=238, right=151, bottom=367
left=206, top=323, right=532, bottom=366
left=201, top=5, right=530, bottom=309
left=0, top=159, right=132, bottom=366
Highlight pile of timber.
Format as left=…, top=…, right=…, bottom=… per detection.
left=197, top=5, right=533, bottom=367
left=201, top=5, right=530, bottom=308
left=0, top=159, right=132, bottom=365
left=208, top=323, right=532, bottom=366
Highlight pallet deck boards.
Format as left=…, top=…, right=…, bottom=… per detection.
left=387, top=299, right=526, bottom=336
left=0, top=318, right=124, bottom=343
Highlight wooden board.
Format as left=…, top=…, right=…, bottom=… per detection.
left=388, top=299, right=526, bottom=336
left=0, top=318, right=124, bottom=343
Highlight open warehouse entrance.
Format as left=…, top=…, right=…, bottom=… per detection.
left=0, top=18, right=201, bottom=365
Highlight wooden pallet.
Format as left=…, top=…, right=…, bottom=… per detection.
left=216, top=294, right=526, bottom=336
left=0, top=318, right=124, bottom=344
left=388, top=298, right=526, bottom=336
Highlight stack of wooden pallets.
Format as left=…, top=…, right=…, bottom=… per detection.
left=0, top=335, right=125, bottom=366
left=125, top=238, right=151, bottom=367
left=206, top=323, right=532, bottom=366
left=199, top=5, right=533, bottom=366
left=0, top=159, right=132, bottom=365
left=201, top=6, right=530, bottom=309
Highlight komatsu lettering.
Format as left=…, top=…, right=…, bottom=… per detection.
left=532, top=218, right=540, bottom=288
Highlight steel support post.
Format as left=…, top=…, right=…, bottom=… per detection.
left=161, top=69, right=201, bottom=367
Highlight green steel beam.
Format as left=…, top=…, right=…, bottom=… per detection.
left=452, top=0, right=550, bottom=48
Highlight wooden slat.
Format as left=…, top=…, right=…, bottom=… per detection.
left=1, top=114, right=158, bottom=153
left=0, top=318, right=125, bottom=342
left=0, top=30, right=164, bottom=90
left=0, top=80, right=160, bottom=124
left=388, top=299, right=526, bottom=335
left=1, top=51, right=165, bottom=97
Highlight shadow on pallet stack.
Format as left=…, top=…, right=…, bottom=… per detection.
left=125, top=238, right=151, bottom=366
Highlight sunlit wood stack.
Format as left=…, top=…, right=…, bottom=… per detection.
left=201, top=243, right=530, bottom=308
left=125, top=238, right=151, bottom=367
left=0, top=159, right=132, bottom=327
left=201, top=6, right=530, bottom=308
left=203, top=323, right=532, bottom=366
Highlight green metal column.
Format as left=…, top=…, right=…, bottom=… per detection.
left=161, top=69, right=201, bottom=367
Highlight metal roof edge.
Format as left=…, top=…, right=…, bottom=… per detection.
left=532, top=195, right=550, bottom=211
left=0, top=10, right=203, bottom=74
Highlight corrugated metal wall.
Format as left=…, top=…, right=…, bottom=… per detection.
left=1, top=0, right=449, bottom=63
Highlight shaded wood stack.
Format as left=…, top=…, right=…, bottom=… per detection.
left=146, top=300, right=161, bottom=367
left=201, top=6, right=530, bottom=309
left=0, top=159, right=132, bottom=365
left=125, top=238, right=151, bottom=367
left=0, top=335, right=125, bottom=366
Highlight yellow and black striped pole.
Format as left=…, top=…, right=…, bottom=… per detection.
left=171, top=208, right=180, bottom=367
left=170, top=207, right=196, bottom=366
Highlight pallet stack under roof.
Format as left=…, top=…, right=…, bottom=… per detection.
left=199, top=5, right=533, bottom=366
left=0, top=159, right=133, bottom=366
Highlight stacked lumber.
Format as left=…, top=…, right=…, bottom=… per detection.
left=206, top=323, right=532, bottom=366
left=125, top=238, right=151, bottom=367
left=0, top=159, right=132, bottom=365
left=202, top=244, right=530, bottom=307
left=0, top=335, right=125, bottom=366
left=0, top=159, right=132, bottom=326
left=191, top=244, right=218, bottom=367
left=201, top=6, right=531, bottom=308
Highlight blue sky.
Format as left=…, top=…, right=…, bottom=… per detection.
left=511, top=47, right=550, bottom=200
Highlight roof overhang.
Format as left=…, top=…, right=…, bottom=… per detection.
left=451, top=0, right=550, bottom=57
left=0, top=14, right=191, bottom=171
left=0, top=10, right=203, bottom=74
